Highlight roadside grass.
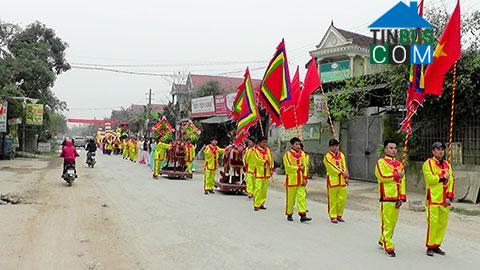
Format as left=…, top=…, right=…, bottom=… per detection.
left=451, top=206, right=480, bottom=216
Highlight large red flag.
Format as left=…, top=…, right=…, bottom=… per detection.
left=296, top=57, right=320, bottom=126
left=281, top=66, right=300, bottom=129
left=424, top=0, right=461, bottom=96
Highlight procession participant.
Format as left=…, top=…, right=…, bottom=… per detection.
left=375, top=139, right=406, bottom=257
left=122, top=138, right=129, bottom=159
left=252, top=136, right=273, bottom=211
left=242, top=137, right=256, bottom=199
left=153, top=137, right=172, bottom=179
left=137, top=137, right=146, bottom=164
left=423, top=142, right=454, bottom=257
left=129, top=137, right=138, bottom=162
left=283, top=137, right=312, bottom=222
left=184, top=140, right=196, bottom=173
left=203, top=137, right=225, bottom=194
left=105, top=135, right=114, bottom=155
left=149, top=138, right=156, bottom=170
left=323, top=138, right=349, bottom=223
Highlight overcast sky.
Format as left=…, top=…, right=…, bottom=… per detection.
left=2, top=0, right=478, bottom=120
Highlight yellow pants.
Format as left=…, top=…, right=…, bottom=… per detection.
left=327, top=187, right=347, bottom=219
left=379, top=202, right=400, bottom=252
left=426, top=204, right=449, bottom=248
left=245, top=173, right=254, bottom=196
left=153, top=159, right=167, bottom=177
left=286, top=186, right=307, bottom=216
left=253, top=178, right=269, bottom=208
left=204, top=170, right=216, bottom=191
left=122, top=148, right=128, bottom=158
left=186, top=162, right=193, bottom=173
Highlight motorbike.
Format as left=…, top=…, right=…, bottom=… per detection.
left=86, top=151, right=96, bottom=168
left=62, top=163, right=77, bottom=186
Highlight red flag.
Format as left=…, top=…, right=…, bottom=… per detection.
left=424, top=0, right=461, bottom=96
left=280, top=66, right=300, bottom=129
left=296, top=57, right=320, bottom=126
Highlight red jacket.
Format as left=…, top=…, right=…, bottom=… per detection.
left=60, top=140, right=79, bottom=163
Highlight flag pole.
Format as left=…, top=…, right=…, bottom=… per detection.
left=293, top=107, right=303, bottom=140
left=402, top=110, right=412, bottom=165
left=320, top=84, right=336, bottom=139
left=448, top=63, right=457, bottom=163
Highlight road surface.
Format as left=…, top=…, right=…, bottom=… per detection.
left=0, top=152, right=479, bottom=269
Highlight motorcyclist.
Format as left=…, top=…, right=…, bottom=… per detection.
left=85, top=138, right=97, bottom=164
left=60, top=139, right=79, bottom=177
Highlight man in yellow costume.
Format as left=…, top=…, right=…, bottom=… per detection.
left=283, top=137, right=312, bottom=222
left=423, top=142, right=454, bottom=257
left=203, top=137, right=225, bottom=194
left=242, top=137, right=256, bottom=199
left=375, top=139, right=406, bottom=257
left=122, top=138, right=129, bottom=159
left=153, top=138, right=172, bottom=179
left=184, top=140, right=196, bottom=173
left=252, top=136, right=273, bottom=211
left=323, top=138, right=349, bottom=223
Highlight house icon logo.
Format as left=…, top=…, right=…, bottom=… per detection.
left=369, top=1, right=432, bottom=29
left=368, top=1, right=434, bottom=65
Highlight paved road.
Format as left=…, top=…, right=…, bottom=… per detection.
left=1, top=152, right=479, bottom=269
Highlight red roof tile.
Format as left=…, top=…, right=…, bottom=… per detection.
left=189, top=74, right=262, bottom=93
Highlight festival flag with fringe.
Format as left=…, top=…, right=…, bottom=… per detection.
left=400, top=0, right=426, bottom=134
left=234, top=68, right=259, bottom=145
left=258, top=39, right=291, bottom=126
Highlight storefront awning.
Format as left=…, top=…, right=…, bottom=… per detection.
left=199, top=116, right=230, bottom=124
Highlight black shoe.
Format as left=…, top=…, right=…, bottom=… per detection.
left=378, top=241, right=383, bottom=248
left=385, top=251, right=396, bottom=257
left=300, top=216, right=312, bottom=223
left=426, top=249, right=435, bottom=256
left=209, top=190, right=215, bottom=194
left=259, top=205, right=267, bottom=210
left=287, top=215, right=293, bottom=222
left=330, top=218, right=338, bottom=224
left=204, top=191, right=209, bottom=195
left=433, top=247, right=446, bottom=255
left=254, top=207, right=259, bottom=211
left=337, top=217, right=345, bottom=222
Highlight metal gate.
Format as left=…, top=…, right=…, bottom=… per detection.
left=346, top=116, right=383, bottom=182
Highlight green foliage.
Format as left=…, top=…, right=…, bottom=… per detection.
left=192, top=81, right=222, bottom=98
left=0, top=20, right=70, bottom=137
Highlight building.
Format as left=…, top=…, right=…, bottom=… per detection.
left=309, top=22, right=382, bottom=83
left=171, top=74, right=261, bottom=116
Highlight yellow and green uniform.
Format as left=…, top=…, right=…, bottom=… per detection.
left=105, top=138, right=114, bottom=151
left=243, top=146, right=256, bottom=196
left=423, top=157, right=454, bottom=249
left=153, top=142, right=172, bottom=177
left=184, top=143, right=196, bottom=173
left=129, top=140, right=138, bottom=161
left=122, top=139, right=129, bottom=158
left=283, top=149, right=308, bottom=216
left=375, top=156, right=406, bottom=253
left=323, top=151, right=348, bottom=220
left=203, top=144, right=225, bottom=192
left=251, top=146, right=273, bottom=208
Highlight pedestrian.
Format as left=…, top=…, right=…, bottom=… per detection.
left=252, top=136, right=273, bottom=211
left=423, top=142, right=454, bottom=257
left=184, top=140, right=196, bottom=173
left=203, top=137, right=225, bottom=194
left=283, top=137, right=312, bottom=222
left=242, top=137, right=256, bottom=199
left=153, top=138, right=171, bottom=178
left=122, top=138, right=129, bottom=160
left=149, top=138, right=156, bottom=170
left=323, top=138, right=349, bottom=223
left=137, top=137, right=146, bottom=164
left=375, top=139, right=406, bottom=257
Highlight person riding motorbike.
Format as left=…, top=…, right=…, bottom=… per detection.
left=85, top=139, right=97, bottom=165
left=60, top=139, right=79, bottom=177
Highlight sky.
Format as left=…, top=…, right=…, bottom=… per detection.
left=2, top=0, right=478, bottom=120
